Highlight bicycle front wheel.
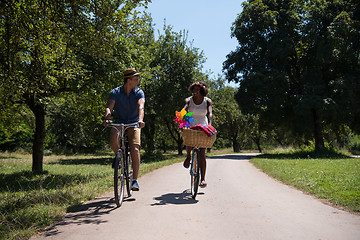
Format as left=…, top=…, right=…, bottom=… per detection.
left=114, top=150, right=125, bottom=207
left=190, top=148, right=200, bottom=199
left=125, top=148, right=133, bottom=197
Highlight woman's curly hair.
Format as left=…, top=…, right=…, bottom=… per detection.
left=188, top=81, right=209, bottom=96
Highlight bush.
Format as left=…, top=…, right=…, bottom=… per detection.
left=348, top=135, right=360, bottom=153
left=141, top=150, right=165, bottom=163
left=0, top=123, right=33, bottom=152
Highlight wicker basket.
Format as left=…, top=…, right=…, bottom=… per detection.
left=182, top=128, right=216, bottom=148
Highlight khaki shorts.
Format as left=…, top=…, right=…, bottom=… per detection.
left=127, top=127, right=141, bottom=146
left=111, top=127, right=141, bottom=146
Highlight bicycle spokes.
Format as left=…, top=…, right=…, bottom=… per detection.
left=190, top=148, right=200, bottom=199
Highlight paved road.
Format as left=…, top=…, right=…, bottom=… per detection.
left=31, top=154, right=360, bottom=240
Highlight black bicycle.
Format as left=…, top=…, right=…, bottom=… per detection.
left=190, top=147, right=200, bottom=199
left=107, top=122, right=139, bottom=207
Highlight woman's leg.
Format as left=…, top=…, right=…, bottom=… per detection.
left=183, top=146, right=192, bottom=168
left=199, top=148, right=207, bottom=186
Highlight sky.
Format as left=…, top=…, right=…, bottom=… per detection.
left=144, top=0, right=245, bottom=80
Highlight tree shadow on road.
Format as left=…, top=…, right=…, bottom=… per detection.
left=151, top=189, right=201, bottom=206
left=42, top=196, right=117, bottom=237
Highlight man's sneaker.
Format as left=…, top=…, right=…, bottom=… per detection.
left=131, top=180, right=140, bottom=191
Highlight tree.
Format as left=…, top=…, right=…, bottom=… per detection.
left=146, top=25, right=207, bottom=155
left=209, top=77, right=245, bottom=152
left=0, top=0, right=150, bottom=173
left=224, top=0, right=360, bottom=151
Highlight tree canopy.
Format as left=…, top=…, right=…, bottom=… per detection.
left=0, top=0, right=151, bottom=172
left=224, top=0, right=360, bottom=150
left=3, top=0, right=360, bottom=166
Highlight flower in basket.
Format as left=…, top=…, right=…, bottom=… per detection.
left=174, top=108, right=194, bottom=128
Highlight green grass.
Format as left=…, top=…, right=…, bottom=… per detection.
left=251, top=149, right=360, bottom=213
left=0, top=151, right=191, bottom=240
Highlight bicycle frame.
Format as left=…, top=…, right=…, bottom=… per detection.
left=109, top=122, right=139, bottom=151
left=107, top=122, right=139, bottom=207
left=190, top=147, right=199, bottom=177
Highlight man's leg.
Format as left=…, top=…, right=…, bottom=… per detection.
left=110, top=128, right=120, bottom=154
left=128, top=128, right=141, bottom=191
left=130, top=144, right=140, bottom=180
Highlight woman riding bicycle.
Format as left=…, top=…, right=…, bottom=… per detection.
left=183, top=81, right=213, bottom=188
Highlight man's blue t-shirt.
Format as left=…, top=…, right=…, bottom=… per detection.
left=109, top=86, right=145, bottom=124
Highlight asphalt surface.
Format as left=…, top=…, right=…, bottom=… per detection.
left=31, top=153, right=360, bottom=240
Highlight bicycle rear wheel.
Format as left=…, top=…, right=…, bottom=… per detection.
left=190, top=148, right=200, bottom=199
left=114, top=150, right=125, bottom=207
left=124, top=144, right=133, bottom=197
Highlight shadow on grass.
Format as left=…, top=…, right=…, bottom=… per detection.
left=207, top=154, right=260, bottom=160
left=48, top=157, right=112, bottom=166
left=50, top=152, right=174, bottom=165
left=0, top=171, right=93, bottom=192
left=255, top=149, right=351, bottom=160
left=0, top=156, right=10, bottom=159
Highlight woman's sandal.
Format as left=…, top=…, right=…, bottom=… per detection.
left=183, top=158, right=190, bottom=168
left=199, top=181, right=207, bottom=188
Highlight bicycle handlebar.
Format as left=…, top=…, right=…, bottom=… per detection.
left=106, top=121, right=140, bottom=128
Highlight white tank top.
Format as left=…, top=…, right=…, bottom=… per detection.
left=188, top=96, right=209, bottom=127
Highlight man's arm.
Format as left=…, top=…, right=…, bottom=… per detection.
left=137, top=98, right=145, bottom=128
left=103, top=99, right=115, bottom=126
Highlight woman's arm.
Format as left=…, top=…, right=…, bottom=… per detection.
left=207, top=98, right=213, bottom=126
left=183, top=97, right=190, bottom=111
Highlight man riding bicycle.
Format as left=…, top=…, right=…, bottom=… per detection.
left=103, top=68, right=145, bottom=191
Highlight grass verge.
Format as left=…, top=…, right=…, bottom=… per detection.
left=251, top=149, right=360, bottom=214
left=0, top=151, right=187, bottom=240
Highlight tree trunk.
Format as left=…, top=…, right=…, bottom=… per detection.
left=334, top=127, right=344, bottom=148
left=233, top=138, right=241, bottom=152
left=275, top=137, right=284, bottom=146
left=143, top=114, right=156, bottom=153
left=177, top=141, right=183, bottom=155
left=251, top=137, right=262, bottom=153
left=162, top=140, right=166, bottom=153
left=312, top=110, right=324, bottom=151
left=256, top=141, right=262, bottom=153
left=28, top=98, right=46, bottom=174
